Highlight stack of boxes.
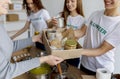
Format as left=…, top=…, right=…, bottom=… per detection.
left=6, top=3, right=23, bottom=22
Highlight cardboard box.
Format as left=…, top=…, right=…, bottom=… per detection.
left=6, top=14, right=19, bottom=22
left=9, top=3, right=23, bottom=10
left=43, top=29, right=83, bottom=59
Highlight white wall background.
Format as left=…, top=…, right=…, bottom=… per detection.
left=41, top=0, right=64, bottom=17
left=41, top=0, right=104, bottom=18
left=41, top=0, right=120, bottom=73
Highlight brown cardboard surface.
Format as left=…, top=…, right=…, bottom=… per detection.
left=43, top=29, right=83, bottom=59
left=9, top=4, right=14, bottom=10
left=82, top=75, right=96, bottom=79
left=6, top=14, right=19, bottom=22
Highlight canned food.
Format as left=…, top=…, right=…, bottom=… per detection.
left=64, top=39, right=77, bottom=50
left=34, top=31, right=40, bottom=35
left=57, top=17, right=64, bottom=28
left=47, top=30, right=56, bottom=41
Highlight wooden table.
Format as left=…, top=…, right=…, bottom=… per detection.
left=12, top=47, right=96, bottom=79
left=13, top=66, right=96, bottom=79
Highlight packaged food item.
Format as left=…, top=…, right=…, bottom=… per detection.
left=56, top=32, right=63, bottom=41
left=64, top=39, right=77, bottom=50
left=50, top=38, right=62, bottom=49
left=47, top=30, right=56, bottom=41
left=29, top=63, right=51, bottom=75
left=43, top=29, right=83, bottom=59
left=57, top=17, right=64, bottom=28
left=34, top=31, right=40, bottom=35
left=62, top=27, right=75, bottom=40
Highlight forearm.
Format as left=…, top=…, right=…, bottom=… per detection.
left=11, top=58, right=40, bottom=78
left=74, top=29, right=85, bottom=39
left=13, top=38, right=34, bottom=52
left=11, top=28, right=27, bottom=39
left=47, top=22, right=52, bottom=28
left=0, top=53, right=40, bottom=79
left=46, top=19, right=53, bottom=28
left=81, top=48, right=105, bottom=57
left=81, top=41, right=114, bottom=57
left=11, top=21, right=30, bottom=39
left=74, top=25, right=87, bottom=39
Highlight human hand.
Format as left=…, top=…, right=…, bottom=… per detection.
left=32, top=35, right=42, bottom=43
left=0, top=0, right=12, bottom=15
left=50, top=17, right=58, bottom=28
left=62, top=28, right=75, bottom=39
left=40, top=55, right=64, bottom=66
left=10, top=36, right=14, bottom=40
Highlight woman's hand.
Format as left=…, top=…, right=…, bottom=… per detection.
left=49, top=17, right=58, bottom=28
left=32, top=35, right=42, bottom=43
left=0, top=0, right=12, bottom=15
left=40, top=55, right=64, bottom=66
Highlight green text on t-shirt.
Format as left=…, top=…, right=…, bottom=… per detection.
left=90, top=21, right=107, bottom=35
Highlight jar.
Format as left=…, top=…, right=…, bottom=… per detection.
left=47, top=30, right=56, bottom=41
left=29, top=63, right=51, bottom=79
left=64, top=39, right=77, bottom=50
left=34, top=31, right=40, bottom=35
left=57, top=17, right=64, bottom=28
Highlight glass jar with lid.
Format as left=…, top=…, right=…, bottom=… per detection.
left=64, top=39, right=77, bottom=50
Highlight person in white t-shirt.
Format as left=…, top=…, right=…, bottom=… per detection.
left=73, top=0, right=120, bottom=75
left=50, top=0, right=85, bottom=67
left=11, top=0, right=51, bottom=39
left=0, top=0, right=63, bottom=79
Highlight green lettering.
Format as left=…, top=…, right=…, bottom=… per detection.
left=99, top=28, right=104, bottom=32
left=102, top=30, right=107, bottom=35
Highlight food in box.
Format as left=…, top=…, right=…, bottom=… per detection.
left=43, top=28, right=83, bottom=59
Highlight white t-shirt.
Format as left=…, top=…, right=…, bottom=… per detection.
left=82, top=10, right=120, bottom=73
left=27, top=9, right=50, bottom=34
left=66, top=15, right=85, bottom=46
left=67, top=15, right=85, bottom=30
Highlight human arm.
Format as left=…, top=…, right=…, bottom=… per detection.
left=74, top=24, right=87, bottom=39
left=0, top=51, right=40, bottom=79
left=40, top=55, right=63, bottom=66
left=48, top=17, right=58, bottom=28
left=80, top=41, right=114, bottom=57
left=41, top=9, right=53, bottom=28
left=11, top=21, right=30, bottom=40
left=13, top=35, right=42, bottom=52
left=0, top=52, right=63, bottom=78
left=80, top=23, right=120, bottom=57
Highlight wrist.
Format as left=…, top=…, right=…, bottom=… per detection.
left=39, top=56, right=47, bottom=64
left=11, top=36, right=15, bottom=40
left=32, top=36, right=35, bottom=42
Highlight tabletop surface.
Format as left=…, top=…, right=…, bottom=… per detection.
left=12, top=47, right=96, bottom=79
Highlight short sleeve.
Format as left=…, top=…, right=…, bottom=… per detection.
left=42, top=9, right=51, bottom=21
left=78, top=16, right=85, bottom=29
left=105, top=24, right=120, bottom=47
left=27, top=16, right=30, bottom=22
left=85, top=11, right=99, bottom=27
